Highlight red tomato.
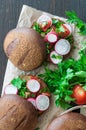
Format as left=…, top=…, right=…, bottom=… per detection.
left=57, top=24, right=70, bottom=38
left=29, top=75, right=38, bottom=80
left=72, top=85, right=86, bottom=105
left=40, top=20, right=52, bottom=32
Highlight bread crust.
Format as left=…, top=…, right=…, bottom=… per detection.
left=4, top=27, right=46, bottom=71
left=47, top=112, right=86, bottom=130
left=0, top=95, right=37, bottom=130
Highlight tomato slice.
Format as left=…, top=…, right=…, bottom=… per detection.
left=72, top=85, right=86, bottom=105
left=40, top=20, right=52, bottom=31
left=29, top=75, right=38, bottom=80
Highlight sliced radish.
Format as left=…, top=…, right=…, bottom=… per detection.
left=50, top=51, right=63, bottom=64
left=45, top=32, right=58, bottom=43
left=37, top=15, right=52, bottom=31
left=27, top=79, right=40, bottom=93
left=63, top=23, right=73, bottom=35
left=36, top=95, right=50, bottom=111
left=55, top=39, right=71, bottom=55
left=4, top=84, right=18, bottom=95
left=27, top=98, right=37, bottom=109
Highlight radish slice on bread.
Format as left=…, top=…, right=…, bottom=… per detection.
left=45, top=32, right=58, bottom=43
left=50, top=51, right=63, bottom=64
left=27, top=79, right=40, bottom=93
left=27, top=98, right=37, bottom=109
left=36, top=95, right=50, bottom=111
left=55, top=39, right=71, bottom=55
left=4, top=84, right=18, bottom=95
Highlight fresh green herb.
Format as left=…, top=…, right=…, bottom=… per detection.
left=32, top=22, right=42, bottom=33
left=11, top=77, right=29, bottom=98
left=39, top=87, right=50, bottom=93
left=83, top=84, right=86, bottom=91
left=46, top=42, right=54, bottom=55
left=11, top=77, right=26, bottom=89
left=58, top=26, right=64, bottom=32
left=65, top=35, right=74, bottom=44
left=35, top=128, right=40, bottom=130
left=32, top=22, right=51, bottom=36
left=52, top=18, right=59, bottom=25
left=55, top=21, right=65, bottom=33
left=51, top=54, right=62, bottom=60
left=66, top=11, right=86, bottom=35
left=39, top=49, right=86, bottom=109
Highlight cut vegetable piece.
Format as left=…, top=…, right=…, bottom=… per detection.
left=57, top=24, right=72, bottom=38
left=27, top=79, right=40, bottom=93
left=37, top=15, right=52, bottom=31
left=55, top=39, right=71, bottom=55
left=4, top=84, right=18, bottom=95
left=50, top=51, right=63, bottom=64
left=29, top=75, right=38, bottom=80
left=42, top=92, right=51, bottom=97
left=63, top=23, right=73, bottom=34
left=72, top=85, right=86, bottom=105
left=27, top=98, right=37, bottom=109
left=45, top=32, right=58, bottom=43
left=36, top=95, right=50, bottom=111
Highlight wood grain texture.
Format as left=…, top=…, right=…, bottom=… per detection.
left=0, top=0, right=86, bottom=94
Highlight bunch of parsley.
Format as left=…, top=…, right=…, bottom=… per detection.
left=39, top=47, right=86, bottom=109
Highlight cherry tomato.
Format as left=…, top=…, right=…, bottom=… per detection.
left=72, top=85, right=86, bottom=105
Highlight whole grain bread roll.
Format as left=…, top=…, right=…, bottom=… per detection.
left=4, top=27, right=46, bottom=71
left=0, top=95, right=37, bottom=130
left=47, top=112, right=86, bottom=130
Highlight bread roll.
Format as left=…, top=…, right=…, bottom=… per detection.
left=47, top=112, right=86, bottom=130
left=0, top=95, right=37, bottom=130
left=4, top=27, right=46, bottom=71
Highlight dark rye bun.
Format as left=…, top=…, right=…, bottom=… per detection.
left=47, top=112, right=86, bottom=130
left=4, top=27, right=46, bottom=71
left=0, top=95, right=37, bottom=130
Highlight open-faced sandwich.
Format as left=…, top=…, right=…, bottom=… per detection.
left=3, top=75, right=51, bottom=113
left=32, top=14, right=74, bottom=64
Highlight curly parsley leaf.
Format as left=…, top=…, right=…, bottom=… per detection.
left=35, top=128, right=40, bottom=130
left=11, top=77, right=29, bottom=98
left=11, top=77, right=26, bottom=89
left=66, top=11, right=86, bottom=35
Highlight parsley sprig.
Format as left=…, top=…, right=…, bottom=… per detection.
left=11, top=77, right=29, bottom=98
left=66, top=11, right=86, bottom=35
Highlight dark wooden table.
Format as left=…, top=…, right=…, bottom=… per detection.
left=0, top=0, right=86, bottom=95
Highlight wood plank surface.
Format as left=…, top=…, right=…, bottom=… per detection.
left=0, top=0, right=86, bottom=94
